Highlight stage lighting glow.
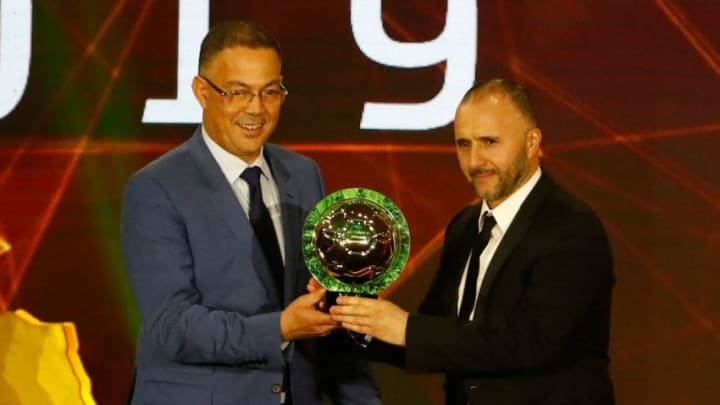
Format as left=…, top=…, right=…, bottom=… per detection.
left=0, top=238, right=11, bottom=256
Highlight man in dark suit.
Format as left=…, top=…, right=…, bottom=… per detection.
left=122, top=20, right=379, bottom=405
left=330, top=79, right=615, bottom=404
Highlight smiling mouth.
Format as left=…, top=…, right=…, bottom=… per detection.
left=239, top=123, right=263, bottom=131
left=471, top=170, right=495, bottom=180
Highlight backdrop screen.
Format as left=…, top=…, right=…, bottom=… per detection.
left=0, top=1, right=718, bottom=404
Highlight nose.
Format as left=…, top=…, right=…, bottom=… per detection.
left=244, top=92, right=266, bottom=113
left=468, top=144, right=487, bottom=169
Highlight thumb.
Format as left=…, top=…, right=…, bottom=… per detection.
left=307, top=277, right=323, bottom=292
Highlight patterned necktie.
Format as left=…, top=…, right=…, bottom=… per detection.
left=240, top=167, right=284, bottom=301
left=458, top=213, right=496, bottom=321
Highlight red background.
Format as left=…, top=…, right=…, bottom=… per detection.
left=1, top=1, right=718, bottom=403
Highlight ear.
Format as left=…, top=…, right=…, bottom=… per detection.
left=191, top=76, right=209, bottom=109
left=526, top=128, right=542, bottom=153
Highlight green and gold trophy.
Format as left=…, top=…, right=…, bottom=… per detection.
left=303, top=188, right=410, bottom=310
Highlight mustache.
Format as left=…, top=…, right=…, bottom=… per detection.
left=469, top=167, right=496, bottom=177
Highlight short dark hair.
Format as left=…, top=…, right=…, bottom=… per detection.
left=461, top=78, right=537, bottom=127
left=198, top=20, right=281, bottom=73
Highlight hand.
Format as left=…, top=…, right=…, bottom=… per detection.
left=306, top=277, right=331, bottom=311
left=281, top=288, right=339, bottom=341
left=330, top=295, right=409, bottom=347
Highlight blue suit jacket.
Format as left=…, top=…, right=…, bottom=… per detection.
left=122, top=128, right=379, bottom=405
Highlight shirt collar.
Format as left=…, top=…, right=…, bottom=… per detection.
left=202, top=126, right=272, bottom=184
left=480, top=167, right=542, bottom=234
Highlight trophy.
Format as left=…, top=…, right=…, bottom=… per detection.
left=302, top=188, right=410, bottom=309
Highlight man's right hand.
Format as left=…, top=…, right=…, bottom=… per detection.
left=280, top=288, right=339, bottom=341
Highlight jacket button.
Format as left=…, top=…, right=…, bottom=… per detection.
left=271, top=384, right=282, bottom=393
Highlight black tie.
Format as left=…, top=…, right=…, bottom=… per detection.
left=240, top=167, right=284, bottom=302
left=458, top=213, right=496, bottom=321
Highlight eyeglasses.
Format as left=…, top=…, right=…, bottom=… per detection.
left=199, top=75, right=288, bottom=107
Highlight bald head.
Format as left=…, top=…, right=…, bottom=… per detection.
left=460, top=78, right=537, bottom=130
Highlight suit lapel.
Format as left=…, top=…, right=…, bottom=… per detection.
left=430, top=204, right=481, bottom=317
left=265, top=146, right=301, bottom=304
left=187, top=129, right=280, bottom=301
left=449, top=206, right=481, bottom=314
left=476, top=174, right=554, bottom=317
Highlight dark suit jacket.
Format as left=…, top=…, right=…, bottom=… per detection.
left=372, top=173, right=614, bottom=405
left=122, top=128, right=379, bottom=405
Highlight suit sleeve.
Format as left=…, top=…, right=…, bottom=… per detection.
left=405, top=211, right=613, bottom=373
left=122, top=173, right=284, bottom=369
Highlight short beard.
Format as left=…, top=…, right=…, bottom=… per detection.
left=475, top=148, right=528, bottom=203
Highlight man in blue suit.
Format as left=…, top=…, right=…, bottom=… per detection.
left=122, top=20, right=380, bottom=405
